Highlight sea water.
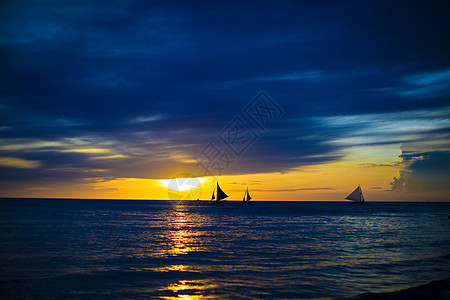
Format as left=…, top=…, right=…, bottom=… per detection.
left=0, top=199, right=449, bottom=299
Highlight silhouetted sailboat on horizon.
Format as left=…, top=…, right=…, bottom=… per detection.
left=345, top=185, right=365, bottom=204
left=211, top=181, right=228, bottom=202
left=242, top=187, right=252, bottom=202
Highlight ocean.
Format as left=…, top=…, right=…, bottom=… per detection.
left=1, top=199, right=449, bottom=299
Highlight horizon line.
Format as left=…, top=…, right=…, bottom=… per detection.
left=0, top=197, right=448, bottom=203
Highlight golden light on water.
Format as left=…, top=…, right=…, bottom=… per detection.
left=164, top=210, right=206, bottom=256
left=156, top=207, right=219, bottom=299
left=161, top=280, right=218, bottom=300
left=155, top=265, right=189, bottom=272
left=169, top=229, right=191, bottom=256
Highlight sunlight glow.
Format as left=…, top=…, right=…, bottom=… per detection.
left=160, top=177, right=204, bottom=192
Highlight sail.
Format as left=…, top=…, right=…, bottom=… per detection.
left=243, top=187, right=252, bottom=202
left=345, top=186, right=364, bottom=203
left=246, top=187, right=252, bottom=201
left=216, top=182, right=228, bottom=201
left=211, top=188, right=215, bottom=201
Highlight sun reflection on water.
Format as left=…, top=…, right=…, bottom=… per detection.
left=148, top=264, right=195, bottom=273
left=161, top=280, right=218, bottom=300
left=162, top=209, right=210, bottom=256
left=161, top=295, right=216, bottom=300
left=158, top=205, right=218, bottom=299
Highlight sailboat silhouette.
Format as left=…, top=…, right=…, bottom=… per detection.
left=211, top=181, right=228, bottom=202
left=345, top=185, right=365, bottom=203
left=242, top=187, right=252, bottom=202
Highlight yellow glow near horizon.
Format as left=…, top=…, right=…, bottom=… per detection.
left=1, top=144, right=448, bottom=201
left=159, top=177, right=205, bottom=192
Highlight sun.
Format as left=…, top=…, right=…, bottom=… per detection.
left=159, top=175, right=205, bottom=200
left=161, top=178, right=199, bottom=191
left=160, top=175, right=205, bottom=192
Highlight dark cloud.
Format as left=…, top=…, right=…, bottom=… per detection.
left=390, top=151, right=450, bottom=193
left=1, top=0, right=449, bottom=186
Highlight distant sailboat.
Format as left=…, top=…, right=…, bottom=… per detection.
left=211, top=182, right=228, bottom=202
left=242, top=187, right=252, bottom=202
left=345, top=185, right=365, bottom=203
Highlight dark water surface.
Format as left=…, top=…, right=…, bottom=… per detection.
left=1, top=199, right=449, bottom=299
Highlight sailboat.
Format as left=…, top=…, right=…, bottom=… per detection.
left=242, top=187, right=252, bottom=202
left=211, top=182, right=228, bottom=202
left=345, top=185, right=365, bottom=203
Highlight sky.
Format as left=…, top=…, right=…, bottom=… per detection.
left=0, top=0, right=449, bottom=201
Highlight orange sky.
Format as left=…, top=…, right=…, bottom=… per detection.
left=2, top=143, right=447, bottom=201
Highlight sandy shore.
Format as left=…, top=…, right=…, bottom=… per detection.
left=351, top=277, right=450, bottom=300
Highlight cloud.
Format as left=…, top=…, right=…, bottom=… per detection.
left=211, top=70, right=322, bottom=88
left=397, top=69, right=450, bottom=98
left=374, top=69, right=450, bottom=100
left=0, top=137, right=118, bottom=157
left=253, top=71, right=322, bottom=82
left=27, top=187, right=54, bottom=191
left=359, top=162, right=401, bottom=168
left=125, top=114, right=165, bottom=124
left=390, top=170, right=419, bottom=192
left=390, top=151, right=450, bottom=192
left=406, top=70, right=450, bottom=86
left=0, top=157, right=40, bottom=168
left=318, top=107, right=450, bottom=148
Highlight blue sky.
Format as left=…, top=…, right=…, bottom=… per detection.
left=0, top=1, right=449, bottom=199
